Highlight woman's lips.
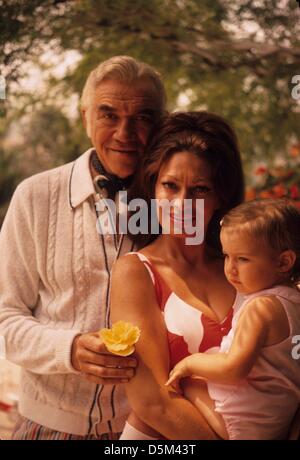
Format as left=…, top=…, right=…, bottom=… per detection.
left=169, top=214, right=196, bottom=225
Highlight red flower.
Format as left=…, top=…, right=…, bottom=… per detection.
left=259, top=190, right=274, bottom=199
left=291, top=200, right=300, bottom=210
left=290, top=144, right=300, bottom=158
left=245, top=187, right=256, bottom=201
left=255, top=166, right=268, bottom=176
left=272, top=183, right=286, bottom=198
left=290, top=184, right=299, bottom=200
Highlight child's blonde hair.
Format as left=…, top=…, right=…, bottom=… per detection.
left=221, top=199, right=300, bottom=283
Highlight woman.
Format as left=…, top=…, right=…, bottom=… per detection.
left=110, top=111, right=245, bottom=439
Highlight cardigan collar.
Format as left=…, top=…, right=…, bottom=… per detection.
left=69, top=148, right=95, bottom=209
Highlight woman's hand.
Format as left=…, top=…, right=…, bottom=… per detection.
left=71, top=332, right=137, bottom=385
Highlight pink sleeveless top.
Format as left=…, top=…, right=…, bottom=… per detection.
left=208, top=285, right=300, bottom=440
left=128, top=252, right=243, bottom=368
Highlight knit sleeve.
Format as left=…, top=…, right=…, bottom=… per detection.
left=0, top=179, right=80, bottom=375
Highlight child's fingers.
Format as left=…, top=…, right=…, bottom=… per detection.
left=165, top=375, right=183, bottom=395
left=165, top=375, right=175, bottom=387
left=165, top=370, right=180, bottom=387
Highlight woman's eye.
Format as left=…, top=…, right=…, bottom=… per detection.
left=193, top=186, right=211, bottom=195
left=162, top=182, right=177, bottom=190
left=238, top=257, right=249, bottom=262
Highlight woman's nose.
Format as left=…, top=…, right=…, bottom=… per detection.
left=177, top=188, right=193, bottom=201
left=173, top=190, right=195, bottom=216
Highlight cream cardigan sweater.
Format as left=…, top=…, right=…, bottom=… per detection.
left=0, top=149, right=133, bottom=435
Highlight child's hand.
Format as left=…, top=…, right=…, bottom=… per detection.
left=165, top=359, right=189, bottom=393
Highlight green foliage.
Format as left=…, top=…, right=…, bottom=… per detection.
left=53, top=0, right=300, bottom=170
left=22, top=106, right=88, bottom=166
left=0, top=148, right=22, bottom=226
left=0, top=0, right=299, bottom=226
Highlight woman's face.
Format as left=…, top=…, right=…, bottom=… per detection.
left=154, top=151, right=219, bottom=242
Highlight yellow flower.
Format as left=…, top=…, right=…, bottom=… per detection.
left=99, top=321, right=141, bottom=356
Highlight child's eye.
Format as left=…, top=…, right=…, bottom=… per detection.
left=238, top=257, right=249, bottom=262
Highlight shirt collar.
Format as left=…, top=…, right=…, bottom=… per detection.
left=69, top=148, right=95, bottom=209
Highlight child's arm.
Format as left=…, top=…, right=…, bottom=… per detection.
left=166, top=296, right=283, bottom=387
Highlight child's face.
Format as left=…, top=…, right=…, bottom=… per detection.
left=220, top=229, right=282, bottom=294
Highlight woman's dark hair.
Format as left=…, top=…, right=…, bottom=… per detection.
left=129, top=111, right=245, bottom=250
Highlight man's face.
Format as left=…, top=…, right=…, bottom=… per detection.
left=82, top=78, right=161, bottom=178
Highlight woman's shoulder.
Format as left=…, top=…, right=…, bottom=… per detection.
left=114, top=251, right=145, bottom=271
left=110, top=252, right=160, bottom=317
left=112, top=252, right=154, bottom=286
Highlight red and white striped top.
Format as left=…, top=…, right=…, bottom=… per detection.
left=128, top=252, right=243, bottom=367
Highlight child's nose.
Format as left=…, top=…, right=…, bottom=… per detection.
left=227, top=259, right=238, bottom=276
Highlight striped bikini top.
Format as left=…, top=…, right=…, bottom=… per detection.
left=127, top=252, right=244, bottom=367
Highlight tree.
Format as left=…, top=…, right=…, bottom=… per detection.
left=0, top=0, right=299, bottom=225
left=0, top=144, right=22, bottom=226
left=1, top=0, right=299, bottom=158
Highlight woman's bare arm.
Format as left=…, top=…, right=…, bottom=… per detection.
left=110, top=254, right=216, bottom=440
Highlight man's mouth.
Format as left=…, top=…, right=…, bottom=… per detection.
left=109, top=148, right=138, bottom=154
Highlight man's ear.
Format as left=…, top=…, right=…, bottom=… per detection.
left=80, top=108, right=91, bottom=138
left=278, top=250, right=296, bottom=274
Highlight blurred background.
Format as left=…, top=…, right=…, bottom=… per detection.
left=0, top=0, right=300, bottom=226
left=0, top=0, right=299, bottom=439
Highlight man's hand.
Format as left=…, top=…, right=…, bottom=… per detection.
left=71, top=332, right=137, bottom=385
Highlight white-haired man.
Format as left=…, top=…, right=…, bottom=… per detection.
left=0, top=56, right=166, bottom=439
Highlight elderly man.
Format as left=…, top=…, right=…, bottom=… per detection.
left=0, top=56, right=166, bottom=439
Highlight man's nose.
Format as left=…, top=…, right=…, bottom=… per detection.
left=114, top=118, right=136, bottom=142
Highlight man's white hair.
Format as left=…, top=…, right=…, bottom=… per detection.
left=81, top=55, right=166, bottom=113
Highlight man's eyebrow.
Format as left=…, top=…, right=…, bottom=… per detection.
left=97, top=104, right=116, bottom=112
left=96, top=106, right=156, bottom=116
left=137, top=108, right=156, bottom=115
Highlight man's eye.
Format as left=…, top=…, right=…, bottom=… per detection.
left=103, top=113, right=117, bottom=120
left=136, top=115, right=152, bottom=123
